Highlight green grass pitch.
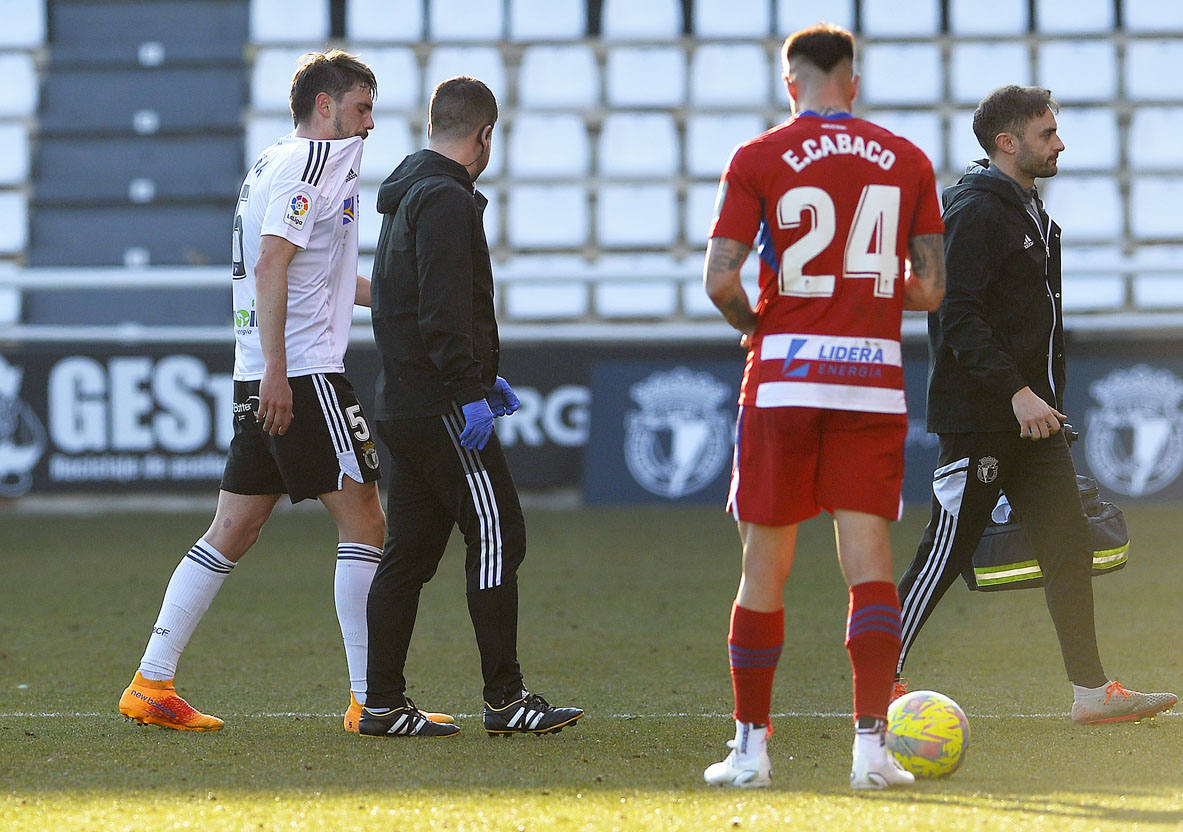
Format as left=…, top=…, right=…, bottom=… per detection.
left=1, top=501, right=1180, bottom=831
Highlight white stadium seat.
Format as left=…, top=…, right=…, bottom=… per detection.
left=244, top=114, right=295, bottom=166
left=596, top=280, right=679, bottom=319
left=600, top=0, right=681, bottom=41
left=0, top=123, right=29, bottom=186
left=250, top=48, right=306, bottom=112
left=1130, top=177, right=1183, bottom=240
left=357, top=183, right=381, bottom=251
left=499, top=256, right=591, bottom=321
left=597, top=184, right=678, bottom=248
left=1125, top=41, right=1183, bottom=101
left=685, top=114, right=765, bottom=178
left=777, top=0, right=854, bottom=32
left=517, top=45, right=600, bottom=109
left=950, top=42, right=1031, bottom=105
left=361, top=116, right=415, bottom=183
left=0, top=190, right=28, bottom=254
left=0, top=0, right=46, bottom=47
left=1034, top=0, right=1113, bottom=33
left=949, top=0, right=1026, bottom=33
left=359, top=48, right=420, bottom=112
left=1040, top=176, right=1122, bottom=242
left=865, top=112, right=943, bottom=172
left=346, top=0, right=423, bottom=42
left=1054, top=107, right=1118, bottom=172
left=250, top=0, right=328, bottom=44
left=482, top=187, right=502, bottom=248
left=508, top=0, right=585, bottom=40
left=1131, top=247, right=1183, bottom=307
left=429, top=0, right=504, bottom=41
left=1128, top=108, right=1183, bottom=170
left=605, top=47, right=686, bottom=107
left=685, top=181, right=724, bottom=248
left=423, top=46, right=507, bottom=108
left=1037, top=40, right=1116, bottom=102
left=861, top=0, right=940, bottom=36
left=507, top=114, right=590, bottom=178
left=948, top=110, right=986, bottom=167
left=690, top=44, right=770, bottom=108
left=1060, top=274, right=1125, bottom=312
left=507, top=184, right=589, bottom=248
left=860, top=44, right=942, bottom=106
left=1124, top=0, right=1183, bottom=32
left=598, top=113, right=679, bottom=178
left=0, top=52, right=38, bottom=117
left=693, top=0, right=771, bottom=38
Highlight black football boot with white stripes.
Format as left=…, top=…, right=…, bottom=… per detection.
left=358, top=699, right=461, bottom=738
left=483, top=690, right=584, bottom=736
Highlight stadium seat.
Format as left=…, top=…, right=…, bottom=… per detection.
left=244, top=115, right=294, bottom=166
left=362, top=116, right=415, bottom=183
left=423, top=46, right=507, bottom=109
left=358, top=48, right=420, bottom=112
left=517, top=45, right=600, bottom=109
left=0, top=53, right=38, bottom=118
left=690, top=44, right=770, bottom=108
left=499, top=255, right=592, bottom=320
left=1131, top=246, right=1183, bottom=306
left=29, top=203, right=228, bottom=267
left=429, top=0, right=504, bottom=41
left=250, top=0, right=328, bottom=44
left=1033, top=0, right=1113, bottom=33
left=685, top=114, right=765, bottom=177
left=345, top=0, right=424, bottom=42
left=1130, top=177, right=1183, bottom=240
left=507, top=114, right=590, bottom=178
left=860, top=44, right=942, bottom=105
left=0, top=123, right=29, bottom=186
left=685, top=181, right=724, bottom=247
left=861, top=0, right=940, bottom=36
left=776, top=0, right=854, bottom=32
left=596, top=185, right=678, bottom=248
left=948, top=110, right=985, bottom=167
left=1054, top=107, right=1118, bottom=172
left=1125, top=41, right=1183, bottom=101
left=595, top=279, right=679, bottom=319
left=48, top=0, right=246, bottom=64
left=693, top=0, right=771, bottom=38
left=482, top=187, right=501, bottom=248
left=357, top=183, right=381, bottom=251
left=864, top=112, right=943, bottom=171
left=506, top=184, right=589, bottom=248
left=598, top=113, right=679, bottom=178
left=508, top=0, right=585, bottom=40
left=0, top=0, right=45, bottom=47
left=600, top=0, right=681, bottom=40
left=1124, top=0, right=1183, bottom=32
left=1041, top=176, right=1121, bottom=242
left=250, top=48, right=308, bottom=113
left=950, top=42, right=1031, bottom=105
left=1037, top=41, right=1117, bottom=102
left=0, top=190, right=27, bottom=254
left=1128, top=108, right=1183, bottom=170
left=605, top=47, right=686, bottom=107
left=949, top=0, right=1027, bottom=33
left=1060, top=274, right=1126, bottom=312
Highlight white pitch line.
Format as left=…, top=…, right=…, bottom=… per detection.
left=3, top=711, right=1179, bottom=720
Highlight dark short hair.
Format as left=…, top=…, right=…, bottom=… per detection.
left=973, top=85, right=1059, bottom=155
left=429, top=76, right=499, bottom=140
left=782, top=23, right=855, bottom=73
left=289, top=49, right=377, bottom=127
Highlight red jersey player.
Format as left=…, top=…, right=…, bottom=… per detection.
left=702, top=23, right=946, bottom=791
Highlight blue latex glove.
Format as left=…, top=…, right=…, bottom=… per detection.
left=486, top=376, right=521, bottom=417
left=459, top=399, right=495, bottom=450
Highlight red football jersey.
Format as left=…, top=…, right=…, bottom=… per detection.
left=711, top=113, right=943, bottom=414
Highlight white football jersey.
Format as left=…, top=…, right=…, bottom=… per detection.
left=231, top=134, right=364, bottom=381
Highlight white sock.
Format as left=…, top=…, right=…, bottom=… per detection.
left=334, top=542, right=382, bottom=705
left=853, top=718, right=888, bottom=759
left=732, top=720, right=768, bottom=760
left=1073, top=682, right=1111, bottom=705
left=138, top=540, right=235, bottom=680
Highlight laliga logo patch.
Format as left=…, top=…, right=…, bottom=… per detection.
left=0, top=355, right=47, bottom=497
left=1085, top=365, right=1183, bottom=497
left=623, top=368, right=732, bottom=499
left=285, top=192, right=311, bottom=230
left=976, top=456, right=999, bottom=484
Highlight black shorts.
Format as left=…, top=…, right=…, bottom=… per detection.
left=222, top=373, right=381, bottom=503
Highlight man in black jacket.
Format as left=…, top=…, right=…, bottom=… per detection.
left=359, top=76, right=583, bottom=738
left=895, top=85, right=1176, bottom=724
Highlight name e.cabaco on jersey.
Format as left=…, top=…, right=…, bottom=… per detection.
left=781, top=131, right=897, bottom=174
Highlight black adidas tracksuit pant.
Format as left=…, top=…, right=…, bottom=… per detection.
left=366, top=408, right=526, bottom=708
left=896, top=429, right=1107, bottom=687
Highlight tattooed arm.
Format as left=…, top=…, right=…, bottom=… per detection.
left=703, top=236, right=757, bottom=336
left=903, top=232, right=946, bottom=312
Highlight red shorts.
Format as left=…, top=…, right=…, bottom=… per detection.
left=727, top=405, right=908, bottom=525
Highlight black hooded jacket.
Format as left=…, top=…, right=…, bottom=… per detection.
left=926, top=160, right=1066, bottom=433
left=370, top=149, right=499, bottom=420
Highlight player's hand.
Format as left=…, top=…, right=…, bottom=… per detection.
left=1011, top=386, right=1065, bottom=441
left=257, top=371, right=293, bottom=436
left=486, top=376, right=521, bottom=417
left=459, top=398, right=495, bottom=450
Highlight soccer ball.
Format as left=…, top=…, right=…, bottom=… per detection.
left=885, top=690, right=970, bottom=778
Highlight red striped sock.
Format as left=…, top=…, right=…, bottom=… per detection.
left=845, top=581, right=902, bottom=723
left=728, top=603, right=784, bottom=725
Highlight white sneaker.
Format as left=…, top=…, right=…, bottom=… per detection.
left=851, top=724, right=915, bottom=791
left=704, top=740, right=772, bottom=788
